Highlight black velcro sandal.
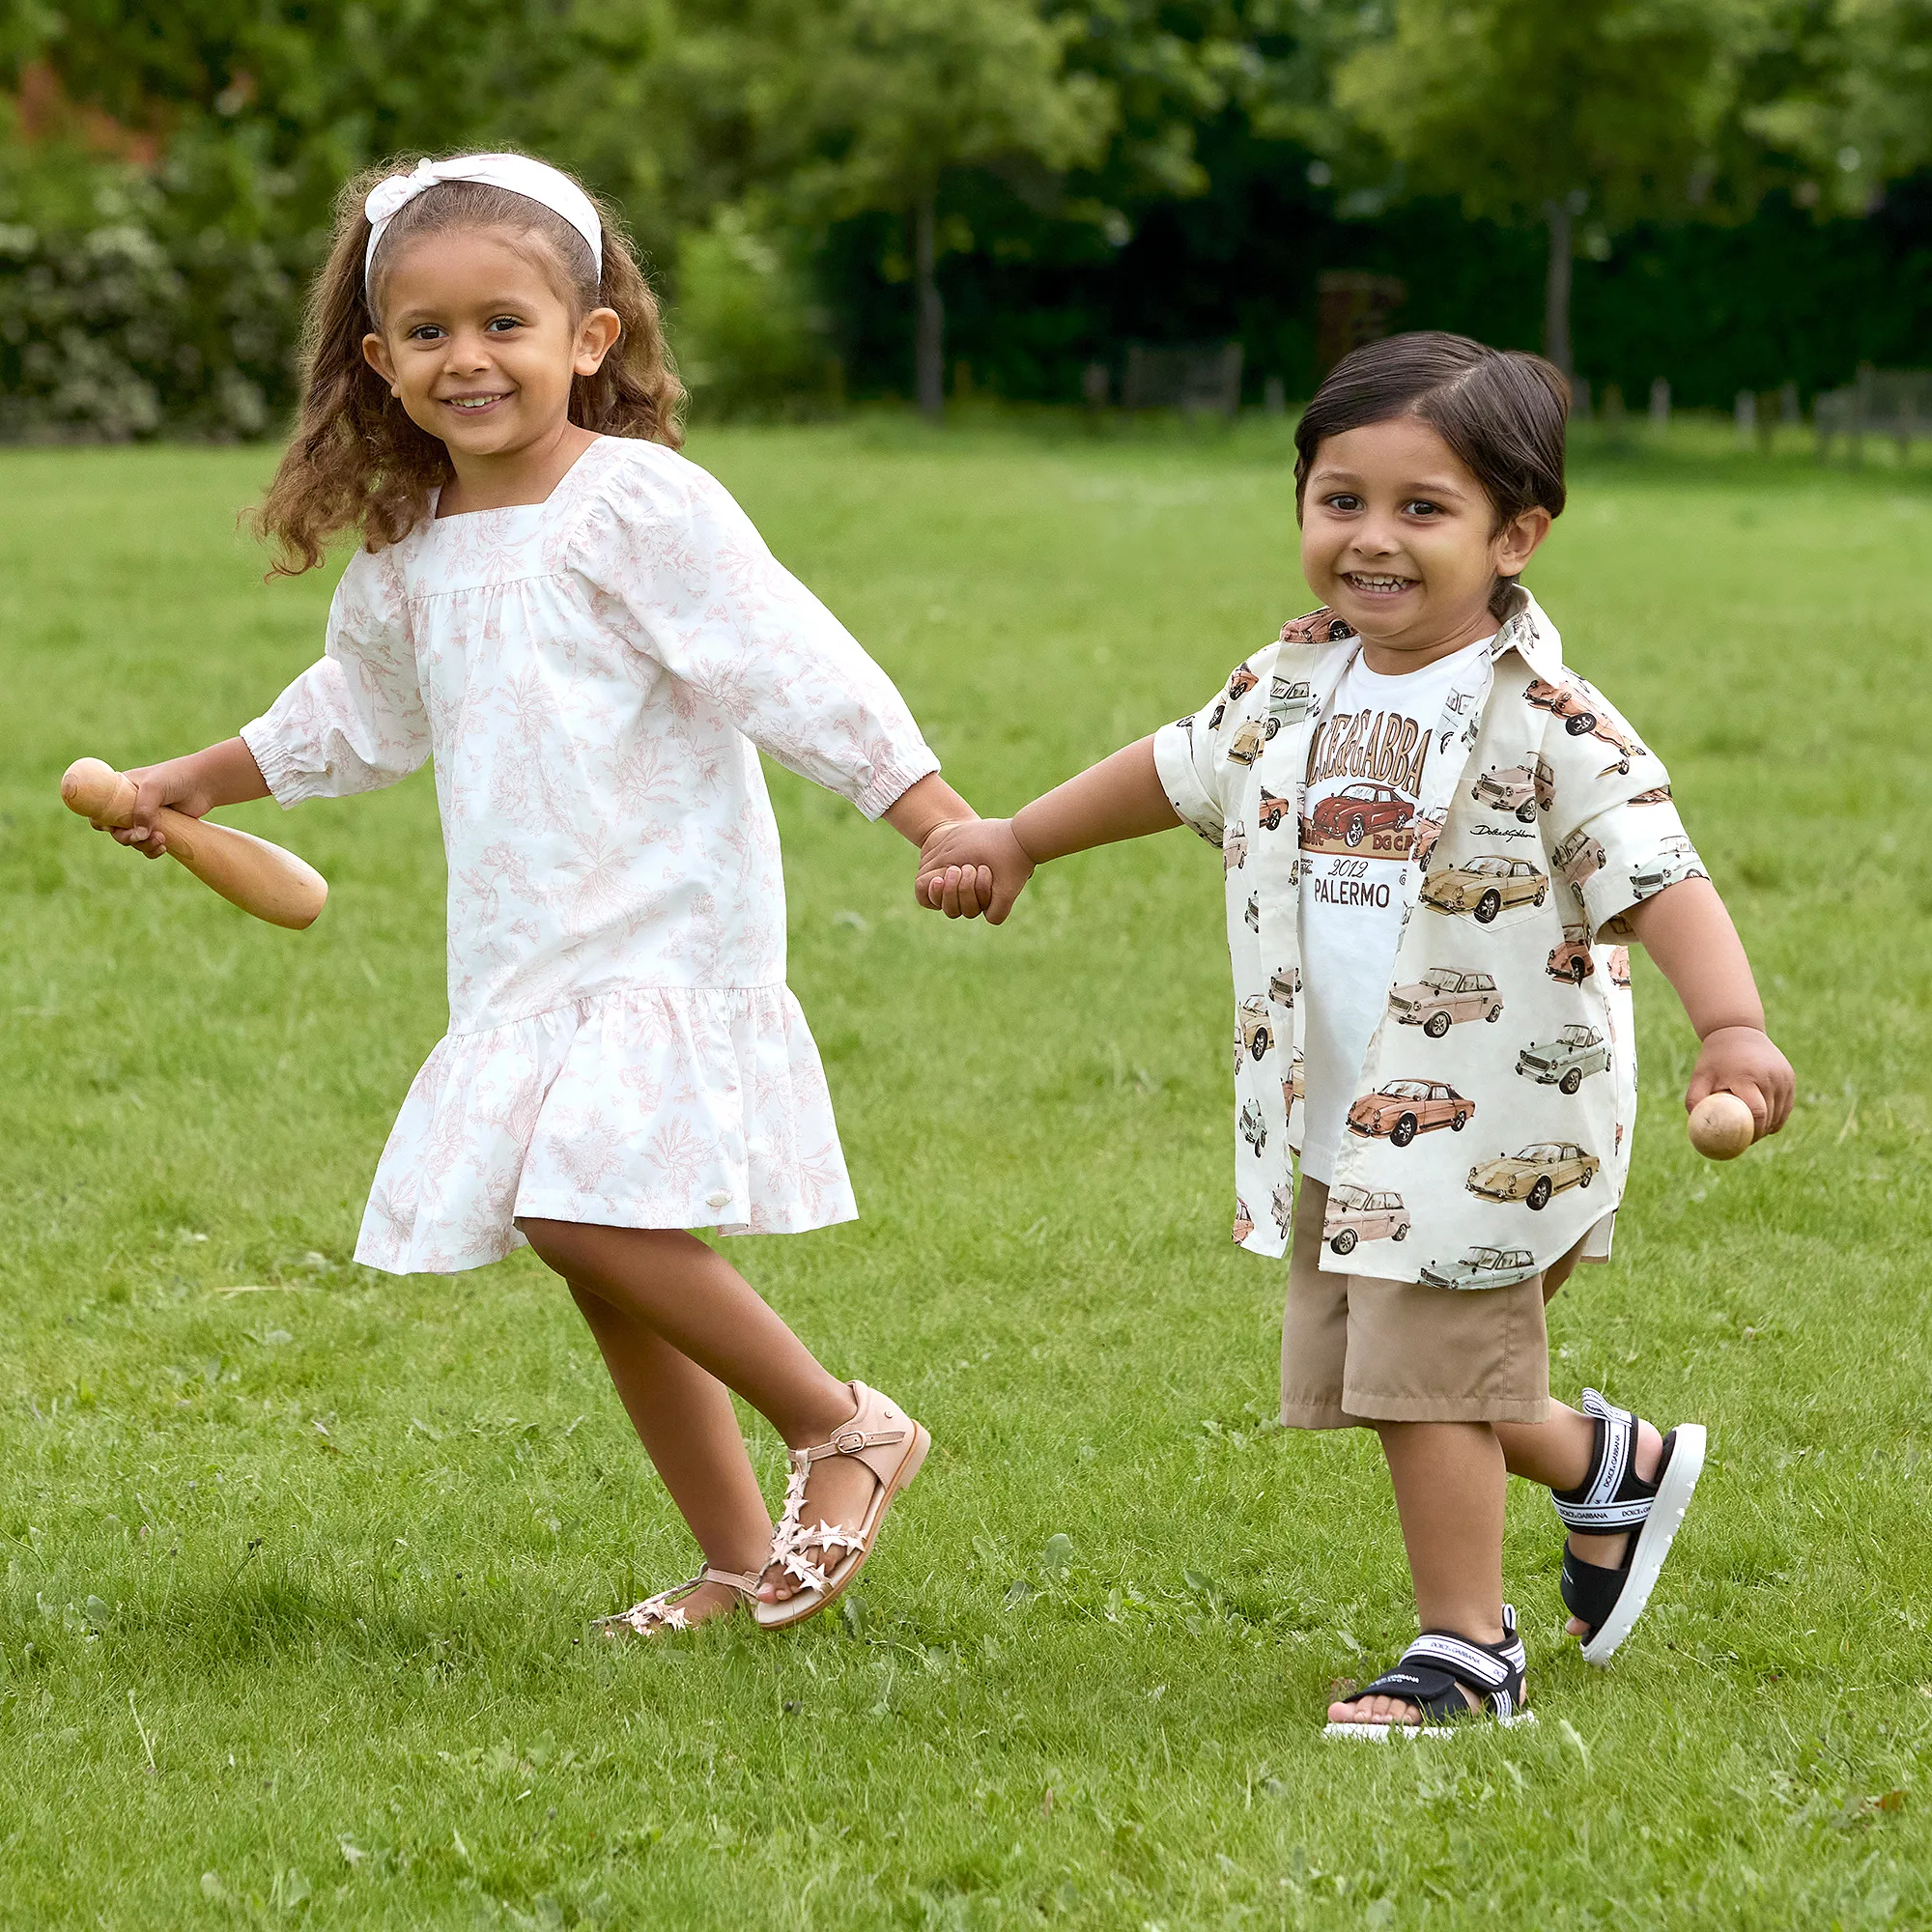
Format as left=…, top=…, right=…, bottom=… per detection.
left=1323, top=1605, right=1534, bottom=1740
left=1551, top=1388, right=1707, bottom=1665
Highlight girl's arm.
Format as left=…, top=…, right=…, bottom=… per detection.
left=104, top=737, right=270, bottom=860
left=916, top=736, right=1181, bottom=923
left=1620, top=875, right=1794, bottom=1137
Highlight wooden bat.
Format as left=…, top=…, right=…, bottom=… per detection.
left=1688, top=1090, right=1756, bottom=1160
left=60, top=758, right=327, bottom=931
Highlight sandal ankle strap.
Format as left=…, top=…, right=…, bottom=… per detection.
left=1551, top=1388, right=1657, bottom=1532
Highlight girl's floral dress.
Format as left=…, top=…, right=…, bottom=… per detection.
left=242, top=437, right=937, bottom=1274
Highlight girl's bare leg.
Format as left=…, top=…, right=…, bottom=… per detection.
left=568, top=1284, right=773, bottom=1624
left=519, top=1221, right=877, bottom=1605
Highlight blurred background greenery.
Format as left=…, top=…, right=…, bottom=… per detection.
left=2, top=0, right=1928, bottom=438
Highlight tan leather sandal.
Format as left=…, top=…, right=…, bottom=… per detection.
left=593, top=1564, right=764, bottom=1637
left=753, top=1381, right=929, bottom=1631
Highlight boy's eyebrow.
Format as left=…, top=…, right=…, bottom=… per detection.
left=1307, top=466, right=1476, bottom=500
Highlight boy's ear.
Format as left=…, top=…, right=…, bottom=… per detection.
left=1495, top=506, right=1552, bottom=576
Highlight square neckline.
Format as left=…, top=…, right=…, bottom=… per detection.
left=426, top=434, right=621, bottom=526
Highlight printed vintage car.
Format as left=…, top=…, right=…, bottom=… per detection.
left=1239, top=1098, right=1266, bottom=1153
left=1631, top=834, right=1700, bottom=895
left=1281, top=1047, right=1305, bottom=1109
left=1466, top=1141, right=1601, bottom=1210
left=1257, top=786, right=1293, bottom=831
left=1420, top=856, right=1548, bottom=923
left=1323, top=1183, right=1411, bottom=1254
left=1551, top=827, right=1607, bottom=891
left=1523, top=677, right=1643, bottom=773
left=1629, top=785, right=1673, bottom=806
left=1223, top=821, right=1248, bottom=872
left=1269, top=965, right=1301, bottom=1008
left=1229, top=716, right=1269, bottom=765
left=1607, top=946, right=1631, bottom=987
left=1408, top=806, right=1447, bottom=870
left=1348, top=1079, right=1476, bottom=1147
left=1389, top=967, right=1504, bottom=1036
left=1232, top=1196, right=1255, bottom=1244
left=1471, top=755, right=1554, bottom=822
left=1516, top=1023, right=1611, bottom=1093
left=1546, top=923, right=1595, bottom=982
left=1306, top=781, right=1414, bottom=850
left=1269, top=675, right=1314, bottom=731
left=1237, top=993, right=1274, bottom=1060
left=1420, top=1245, right=1539, bottom=1291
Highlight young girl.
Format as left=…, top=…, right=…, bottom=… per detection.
left=918, top=334, right=1794, bottom=1731
left=100, top=151, right=980, bottom=1635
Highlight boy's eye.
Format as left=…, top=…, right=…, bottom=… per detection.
left=1404, top=499, right=1444, bottom=518
left=486, top=316, right=524, bottom=333
left=1323, top=493, right=1363, bottom=512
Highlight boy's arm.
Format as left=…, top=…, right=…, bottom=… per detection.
left=916, top=736, right=1180, bottom=923
left=1620, top=875, right=1794, bottom=1138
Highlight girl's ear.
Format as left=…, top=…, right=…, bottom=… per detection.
left=1495, top=506, right=1552, bottom=577
left=362, top=331, right=400, bottom=394
left=575, top=306, right=623, bottom=376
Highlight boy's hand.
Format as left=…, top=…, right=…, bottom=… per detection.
left=916, top=817, right=1035, bottom=923
left=1687, top=1025, right=1794, bottom=1140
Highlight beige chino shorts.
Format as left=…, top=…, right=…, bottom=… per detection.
left=1280, top=1177, right=1584, bottom=1429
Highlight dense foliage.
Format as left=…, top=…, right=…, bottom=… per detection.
left=2, top=0, right=1929, bottom=435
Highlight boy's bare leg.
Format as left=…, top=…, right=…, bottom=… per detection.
left=1494, top=1402, right=1664, bottom=1636
left=518, top=1221, right=877, bottom=1605
left=1329, top=1421, right=1507, bottom=1724
left=567, top=1284, right=774, bottom=1625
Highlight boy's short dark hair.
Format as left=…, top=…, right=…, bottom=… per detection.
left=1293, top=332, right=1570, bottom=532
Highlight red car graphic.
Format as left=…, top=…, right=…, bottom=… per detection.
left=1306, top=782, right=1414, bottom=849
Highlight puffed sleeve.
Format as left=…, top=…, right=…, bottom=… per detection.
left=1539, top=670, right=1708, bottom=939
left=575, top=451, right=938, bottom=819
left=1152, top=654, right=1270, bottom=846
left=240, top=547, right=430, bottom=805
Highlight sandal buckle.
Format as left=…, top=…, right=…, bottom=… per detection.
left=830, top=1427, right=867, bottom=1455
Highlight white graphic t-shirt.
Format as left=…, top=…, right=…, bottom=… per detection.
left=1297, top=637, right=1492, bottom=1183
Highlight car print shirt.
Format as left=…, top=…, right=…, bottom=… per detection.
left=1152, top=585, right=1707, bottom=1288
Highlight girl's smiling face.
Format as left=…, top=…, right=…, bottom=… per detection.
left=362, top=227, right=619, bottom=475
left=1300, top=415, right=1551, bottom=672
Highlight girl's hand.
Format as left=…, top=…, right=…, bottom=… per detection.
left=99, top=738, right=270, bottom=859
left=916, top=818, right=1035, bottom=923
left=1687, top=1025, right=1794, bottom=1141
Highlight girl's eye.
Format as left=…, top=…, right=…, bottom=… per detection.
left=1404, top=499, right=1443, bottom=518
left=486, top=316, right=524, bottom=333
left=408, top=325, right=446, bottom=342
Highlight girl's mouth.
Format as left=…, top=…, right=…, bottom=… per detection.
left=1342, top=571, right=1416, bottom=597
left=442, top=393, right=511, bottom=413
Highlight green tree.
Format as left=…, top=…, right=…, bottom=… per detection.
left=1744, top=0, right=1932, bottom=213
left=1330, top=0, right=1767, bottom=378
left=742, top=0, right=1116, bottom=415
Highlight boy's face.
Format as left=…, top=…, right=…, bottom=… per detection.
left=362, top=228, right=619, bottom=465
left=1299, top=416, right=1550, bottom=668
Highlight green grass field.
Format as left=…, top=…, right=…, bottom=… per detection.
left=2, top=421, right=1930, bottom=1929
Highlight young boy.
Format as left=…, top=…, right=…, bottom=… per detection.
left=914, top=333, right=1793, bottom=1732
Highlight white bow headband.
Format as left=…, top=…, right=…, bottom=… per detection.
left=363, top=154, right=602, bottom=292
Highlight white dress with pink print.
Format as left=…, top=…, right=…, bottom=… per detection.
left=241, top=436, right=938, bottom=1275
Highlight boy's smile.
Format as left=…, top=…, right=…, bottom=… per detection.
left=1300, top=416, right=1550, bottom=674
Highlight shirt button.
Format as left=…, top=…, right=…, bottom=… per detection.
left=705, top=1189, right=731, bottom=1210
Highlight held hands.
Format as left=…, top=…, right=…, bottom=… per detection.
left=1688, top=1024, right=1794, bottom=1143
left=914, top=817, right=1036, bottom=924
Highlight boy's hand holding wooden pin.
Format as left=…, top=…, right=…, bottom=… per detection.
left=61, top=744, right=326, bottom=930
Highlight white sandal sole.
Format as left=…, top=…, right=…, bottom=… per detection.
left=1579, top=1421, right=1706, bottom=1666
left=1323, top=1711, right=1537, bottom=1742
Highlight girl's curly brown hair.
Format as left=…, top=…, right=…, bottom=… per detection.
left=256, top=151, right=684, bottom=575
